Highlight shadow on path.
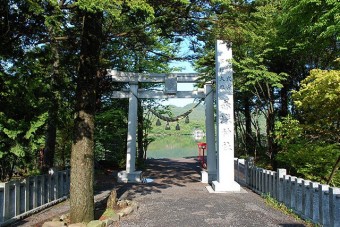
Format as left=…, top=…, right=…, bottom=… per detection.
left=115, top=158, right=202, bottom=200
left=117, top=158, right=308, bottom=227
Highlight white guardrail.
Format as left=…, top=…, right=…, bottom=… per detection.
left=234, top=158, right=340, bottom=227
left=0, top=170, right=70, bottom=226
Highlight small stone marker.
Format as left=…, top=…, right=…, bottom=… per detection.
left=106, top=190, right=118, bottom=209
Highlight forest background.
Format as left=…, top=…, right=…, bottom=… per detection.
left=0, top=0, right=339, bottom=223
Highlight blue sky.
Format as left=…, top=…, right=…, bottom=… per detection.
left=161, top=61, right=196, bottom=107
left=161, top=37, right=199, bottom=107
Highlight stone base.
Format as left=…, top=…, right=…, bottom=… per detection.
left=212, top=180, right=241, bottom=192
left=117, top=171, right=142, bottom=183
left=201, top=170, right=217, bottom=183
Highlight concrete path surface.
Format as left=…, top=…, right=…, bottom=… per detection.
left=117, top=158, right=307, bottom=227
left=15, top=158, right=307, bottom=227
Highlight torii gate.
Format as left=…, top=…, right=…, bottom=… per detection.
left=108, top=40, right=240, bottom=192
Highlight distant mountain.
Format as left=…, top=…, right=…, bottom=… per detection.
left=169, top=103, right=205, bottom=121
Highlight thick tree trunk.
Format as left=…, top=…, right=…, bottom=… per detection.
left=70, top=11, right=102, bottom=224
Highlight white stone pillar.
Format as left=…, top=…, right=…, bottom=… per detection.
left=126, top=82, right=138, bottom=173
left=201, top=81, right=217, bottom=183
left=212, top=40, right=240, bottom=192
left=118, top=82, right=142, bottom=182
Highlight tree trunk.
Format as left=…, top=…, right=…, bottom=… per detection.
left=266, top=87, right=277, bottom=169
left=279, top=83, right=289, bottom=118
left=327, top=155, right=340, bottom=185
left=44, top=25, right=61, bottom=171
left=44, top=106, right=57, bottom=169
left=70, top=10, right=102, bottom=224
left=244, top=95, right=253, bottom=156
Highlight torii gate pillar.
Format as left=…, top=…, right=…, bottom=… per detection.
left=117, top=82, right=142, bottom=182
left=212, top=40, right=240, bottom=192
left=201, top=81, right=217, bottom=183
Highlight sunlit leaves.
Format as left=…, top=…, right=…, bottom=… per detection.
left=280, top=0, right=339, bottom=68
left=275, top=115, right=340, bottom=186
left=292, top=69, right=340, bottom=142
left=275, top=116, right=302, bottom=148
left=24, top=112, right=48, bottom=140
left=282, top=0, right=340, bottom=40
left=77, top=0, right=155, bottom=23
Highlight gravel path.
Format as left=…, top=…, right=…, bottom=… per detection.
left=15, top=158, right=307, bottom=227
left=118, top=158, right=307, bottom=227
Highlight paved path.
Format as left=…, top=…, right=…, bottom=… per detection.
left=16, top=158, right=307, bottom=227
left=117, top=158, right=306, bottom=227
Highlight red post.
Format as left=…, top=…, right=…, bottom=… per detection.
left=197, top=142, right=207, bottom=169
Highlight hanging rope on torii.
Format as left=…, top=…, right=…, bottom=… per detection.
left=146, top=88, right=214, bottom=124
left=148, top=100, right=202, bottom=123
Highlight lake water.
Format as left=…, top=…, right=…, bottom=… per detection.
left=147, top=135, right=204, bottom=159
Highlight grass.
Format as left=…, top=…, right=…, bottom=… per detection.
left=262, top=193, right=319, bottom=227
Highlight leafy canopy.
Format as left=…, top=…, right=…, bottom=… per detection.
left=292, top=69, right=340, bottom=142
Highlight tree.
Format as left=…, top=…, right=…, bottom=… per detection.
left=275, top=116, right=340, bottom=186
left=193, top=0, right=289, bottom=164
left=273, top=0, right=340, bottom=119
left=0, top=0, right=53, bottom=180
left=275, top=69, right=340, bottom=186
left=69, top=8, right=102, bottom=222
left=292, top=69, right=340, bottom=185
left=292, top=69, right=340, bottom=142
left=69, top=0, right=193, bottom=222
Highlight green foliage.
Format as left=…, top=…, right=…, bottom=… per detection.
left=24, top=112, right=48, bottom=140
left=277, top=141, right=340, bottom=186
left=278, top=69, right=340, bottom=186
left=0, top=69, right=50, bottom=181
left=292, top=69, right=340, bottom=142
left=275, top=116, right=340, bottom=186
left=94, top=104, right=128, bottom=168
left=279, top=0, right=339, bottom=69
left=274, top=116, right=302, bottom=150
